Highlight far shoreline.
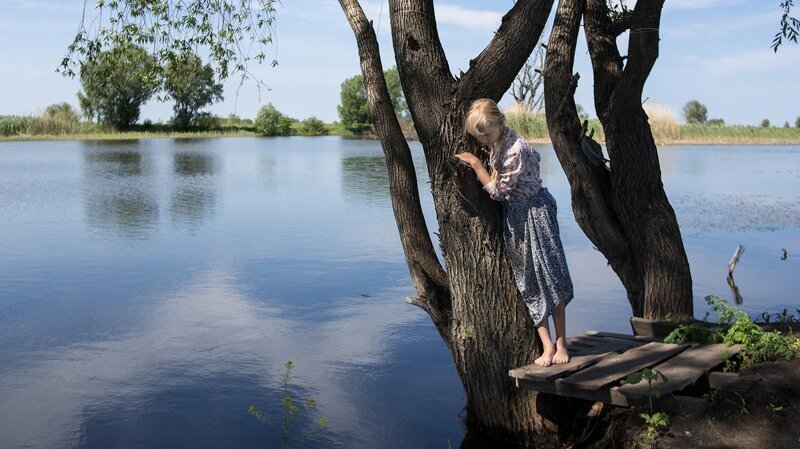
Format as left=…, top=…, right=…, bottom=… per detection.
left=2, top=132, right=800, bottom=146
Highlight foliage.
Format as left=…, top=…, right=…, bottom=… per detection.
left=297, top=117, right=328, bottom=136
left=191, top=113, right=222, bottom=131
left=31, top=103, right=83, bottom=135
left=761, top=118, right=771, bottom=128
left=796, top=116, right=800, bottom=128
left=338, top=68, right=407, bottom=134
left=384, top=67, right=408, bottom=118
left=338, top=74, right=371, bottom=133
left=625, top=368, right=669, bottom=449
left=706, top=118, right=725, bottom=126
left=773, top=1, right=800, bottom=51
left=61, top=0, right=277, bottom=84
left=664, top=295, right=798, bottom=370
left=682, top=100, right=708, bottom=124
left=0, top=116, right=37, bottom=136
left=164, top=52, right=224, bottom=130
left=78, top=42, right=160, bottom=129
left=249, top=361, right=327, bottom=449
left=255, top=103, right=293, bottom=136
left=680, top=123, right=800, bottom=143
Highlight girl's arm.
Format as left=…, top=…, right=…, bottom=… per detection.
left=455, top=153, right=493, bottom=186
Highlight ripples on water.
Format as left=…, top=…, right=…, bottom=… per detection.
left=0, top=138, right=798, bottom=448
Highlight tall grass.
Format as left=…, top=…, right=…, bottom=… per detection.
left=505, top=110, right=549, bottom=140
left=680, top=124, right=800, bottom=144
left=643, top=102, right=680, bottom=143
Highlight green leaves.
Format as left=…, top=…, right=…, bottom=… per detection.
left=61, top=1, right=278, bottom=85
left=254, top=104, right=294, bottom=136
left=773, top=1, right=800, bottom=52
left=77, top=42, right=160, bottom=129
left=163, top=51, right=224, bottom=130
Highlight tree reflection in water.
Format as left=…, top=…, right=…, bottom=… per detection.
left=82, top=141, right=158, bottom=238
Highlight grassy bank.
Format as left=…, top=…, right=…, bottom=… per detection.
left=505, top=108, right=800, bottom=145
left=5, top=111, right=800, bottom=145
left=0, top=115, right=357, bottom=142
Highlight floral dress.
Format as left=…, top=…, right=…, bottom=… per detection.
left=484, top=128, right=574, bottom=326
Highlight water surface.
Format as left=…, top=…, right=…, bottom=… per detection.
left=0, top=137, right=798, bottom=448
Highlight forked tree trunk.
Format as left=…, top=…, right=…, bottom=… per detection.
left=337, top=0, right=600, bottom=446
left=339, top=0, right=692, bottom=445
left=544, top=0, right=693, bottom=321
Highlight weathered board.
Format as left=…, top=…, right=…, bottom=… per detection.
left=618, top=343, right=741, bottom=401
left=510, top=331, right=741, bottom=412
left=509, top=334, right=643, bottom=383
left=558, top=341, right=689, bottom=391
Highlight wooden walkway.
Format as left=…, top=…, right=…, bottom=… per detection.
left=509, top=331, right=740, bottom=413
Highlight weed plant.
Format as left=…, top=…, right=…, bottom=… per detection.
left=249, top=361, right=327, bottom=449
left=664, top=295, right=799, bottom=370
left=625, top=368, right=670, bottom=448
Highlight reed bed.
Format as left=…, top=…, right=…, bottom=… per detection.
left=643, top=103, right=681, bottom=143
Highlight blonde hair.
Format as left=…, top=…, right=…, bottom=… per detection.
left=466, top=98, right=506, bottom=137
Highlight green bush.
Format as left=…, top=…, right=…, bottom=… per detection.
left=298, top=116, right=328, bottom=136
left=255, top=103, right=293, bottom=136
left=760, top=119, right=771, bottom=128
left=706, top=118, right=725, bottom=127
left=796, top=116, right=800, bottom=128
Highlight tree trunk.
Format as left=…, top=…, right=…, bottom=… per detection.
left=338, top=0, right=603, bottom=445
left=544, top=0, right=693, bottom=321
left=341, top=0, right=693, bottom=444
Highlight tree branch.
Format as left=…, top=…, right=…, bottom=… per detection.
left=583, top=0, right=624, bottom=122
left=388, top=0, right=453, bottom=143
left=544, top=0, right=638, bottom=312
left=617, top=0, right=665, bottom=103
left=460, top=0, right=554, bottom=101
left=339, top=0, right=451, bottom=322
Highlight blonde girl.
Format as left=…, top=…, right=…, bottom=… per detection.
left=456, top=99, right=574, bottom=367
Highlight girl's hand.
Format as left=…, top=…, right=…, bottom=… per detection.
left=455, top=152, right=479, bottom=168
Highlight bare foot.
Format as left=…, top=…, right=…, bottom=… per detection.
left=534, top=345, right=556, bottom=367
left=552, top=342, right=570, bottom=365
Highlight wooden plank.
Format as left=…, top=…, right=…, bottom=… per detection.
left=584, top=330, right=659, bottom=342
left=510, top=336, right=642, bottom=383
left=558, top=342, right=689, bottom=391
left=618, top=344, right=740, bottom=400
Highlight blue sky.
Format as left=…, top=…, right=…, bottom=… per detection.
left=0, top=0, right=797, bottom=126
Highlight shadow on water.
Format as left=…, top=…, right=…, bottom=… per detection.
left=81, top=143, right=158, bottom=238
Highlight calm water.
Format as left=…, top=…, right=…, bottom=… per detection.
left=0, top=137, right=798, bottom=449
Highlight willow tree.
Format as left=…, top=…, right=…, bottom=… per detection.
left=64, top=0, right=699, bottom=445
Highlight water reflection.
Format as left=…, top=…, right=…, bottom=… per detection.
left=0, top=269, right=442, bottom=449
left=340, top=156, right=391, bottom=206
left=82, top=143, right=158, bottom=238
left=170, top=150, right=218, bottom=225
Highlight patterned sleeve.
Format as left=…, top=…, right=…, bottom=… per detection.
left=484, top=139, right=528, bottom=201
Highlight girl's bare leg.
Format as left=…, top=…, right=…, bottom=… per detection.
left=552, top=302, right=570, bottom=364
left=534, top=322, right=556, bottom=367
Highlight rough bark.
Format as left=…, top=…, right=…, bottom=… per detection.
left=338, top=0, right=450, bottom=329
left=340, top=0, right=599, bottom=445
left=544, top=0, right=693, bottom=320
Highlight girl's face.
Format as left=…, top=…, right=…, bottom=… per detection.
left=474, top=125, right=503, bottom=148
